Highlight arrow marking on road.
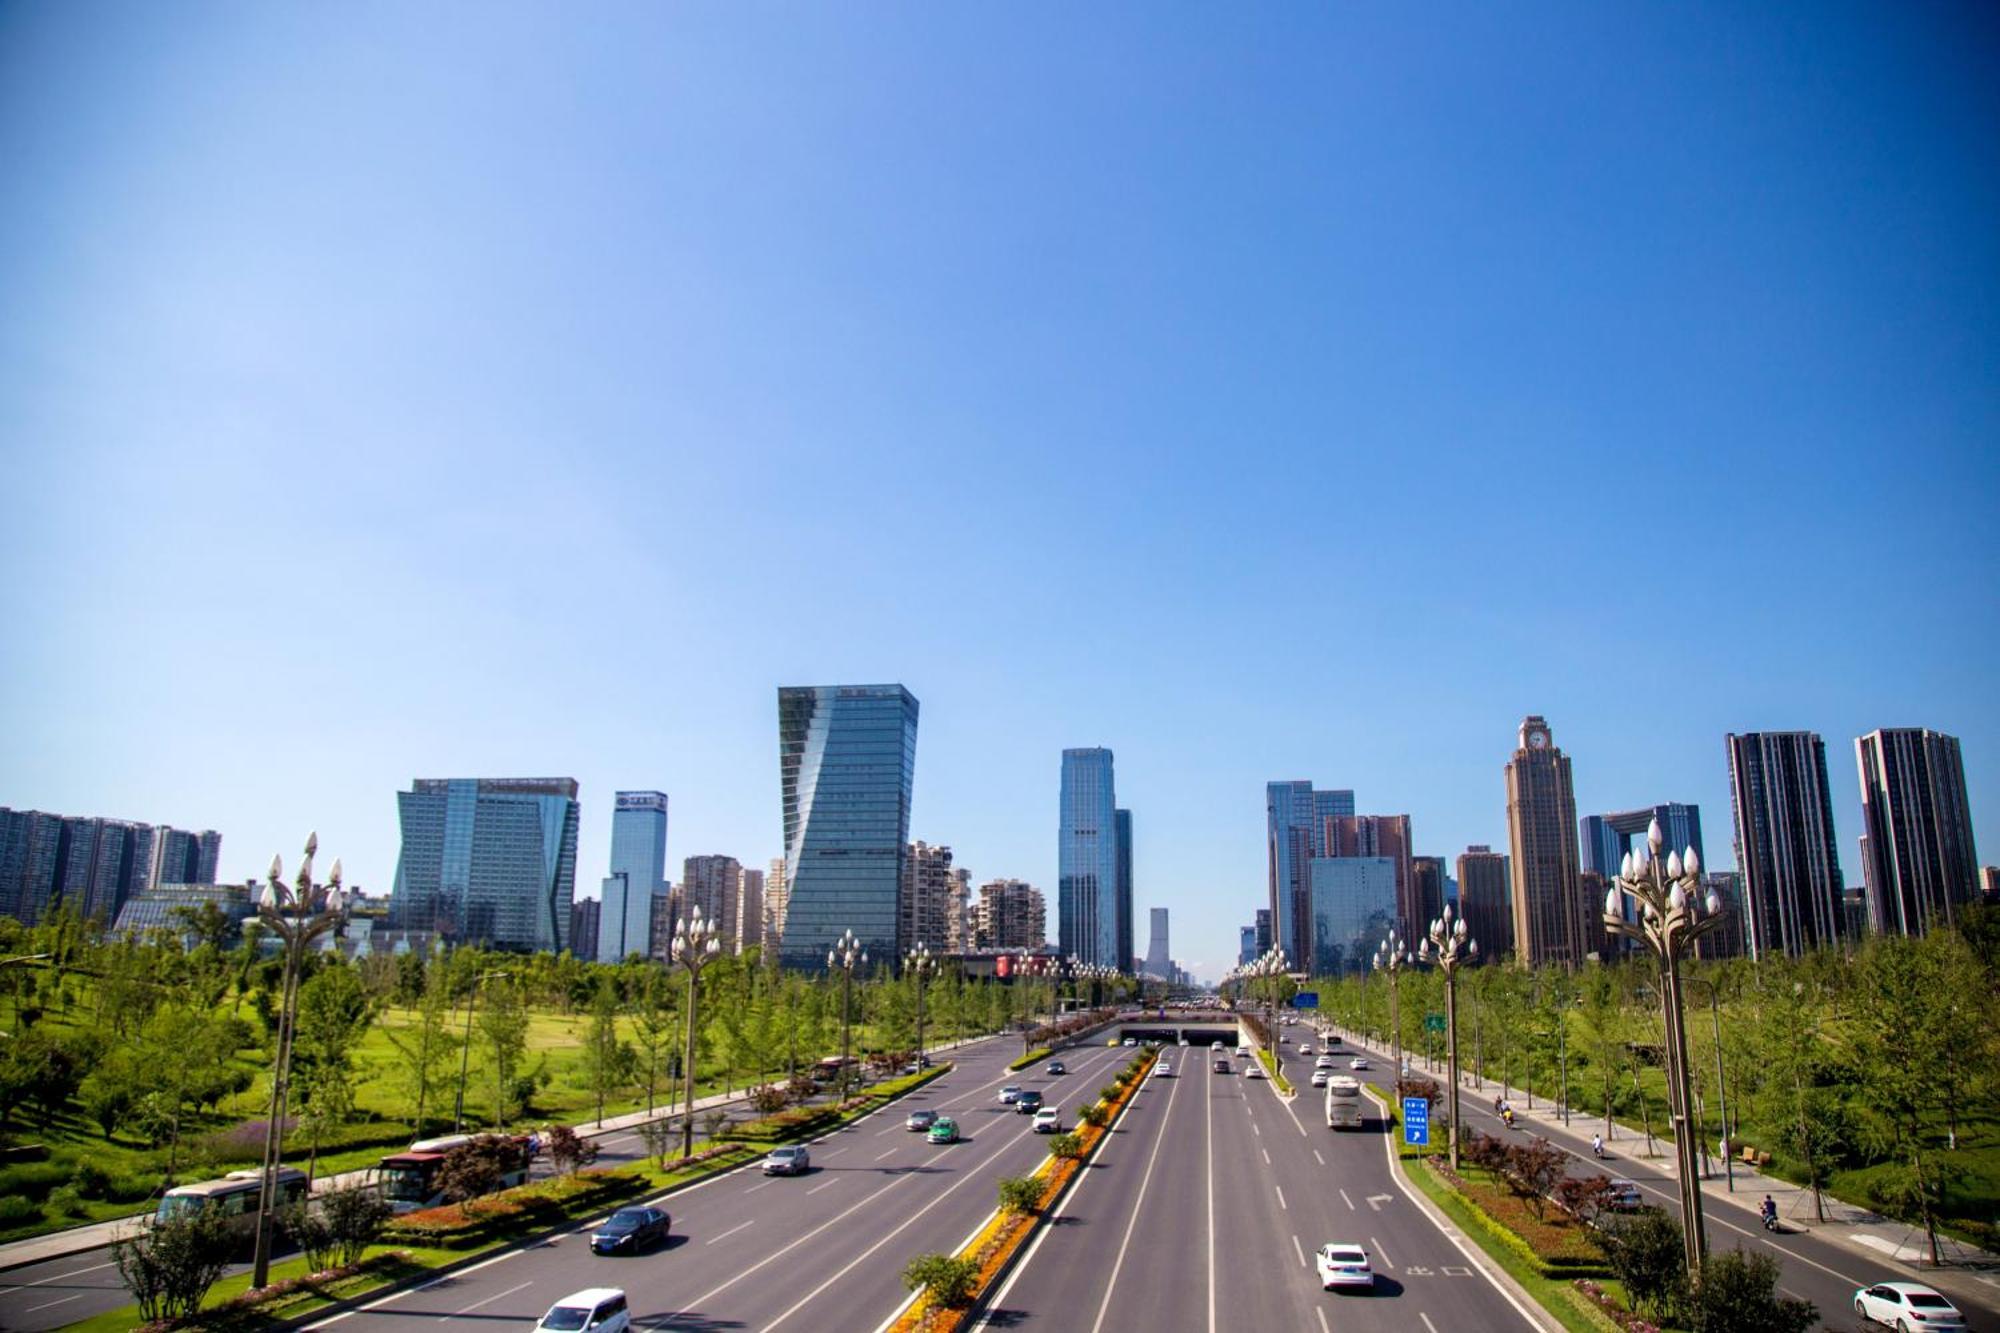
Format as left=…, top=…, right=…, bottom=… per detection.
left=1366, top=1193, right=1392, bottom=1211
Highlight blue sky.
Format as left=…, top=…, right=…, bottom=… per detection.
left=1, top=3, right=1994, bottom=981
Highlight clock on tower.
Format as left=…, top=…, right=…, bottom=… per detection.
left=1519, top=716, right=1553, bottom=752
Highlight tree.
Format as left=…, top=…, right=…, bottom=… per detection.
left=436, top=1135, right=527, bottom=1204
left=113, top=1207, right=236, bottom=1324
left=167, top=900, right=236, bottom=952
left=477, top=978, right=532, bottom=1128
left=319, top=1181, right=391, bottom=1267
left=637, top=1116, right=675, bottom=1169
left=997, top=1176, right=1042, bottom=1215
left=631, top=978, right=679, bottom=1114
left=1598, top=1208, right=1689, bottom=1319
left=383, top=966, right=459, bottom=1135
left=544, top=1124, right=600, bottom=1176
left=579, top=980, right=634, bottom=1126
left=901, top=1253, right=979, bottom=1308
left=293, top=964, right=374, bottom=1177
left=1687, top=1249, right=1816, bottom=1333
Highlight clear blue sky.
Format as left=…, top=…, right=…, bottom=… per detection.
left=2, top=4, right=1994, bottom=982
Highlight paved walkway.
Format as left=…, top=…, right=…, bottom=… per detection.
left=0, top=1030, right=997, bottom=1273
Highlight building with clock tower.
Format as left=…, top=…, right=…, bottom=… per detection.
left=1505, top=715, right=1589, bottom=968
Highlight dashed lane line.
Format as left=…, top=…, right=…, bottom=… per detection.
left=1292, top=1234, right=1306, bottom=1268
left=705, top=1220, right=753, bottom=1246
left=443, top=1279, right=532, bottom=1321
left=1275, top=1185, right=1288, bottom=1211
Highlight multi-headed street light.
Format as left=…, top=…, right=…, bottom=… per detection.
left=829, top=929, right=867, bottom=1099
left=250, top=835, right=347, bottom=1291
left=1604, top=817, right=1727, bottom=1278
left=905, top=941, right=938, bottom=1065
left=1419, top=903, right=1479, bottom=1170
left=1373, top=931, right=1413, bottom=1083
left=1246, top=948, right=1289, bottom=1079
left=671, top=906, right=722, bottom=1159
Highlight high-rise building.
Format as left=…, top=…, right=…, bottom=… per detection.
left=1983, top=866, right=2000, bottom=903
left=1115, top=809, right=1135, bottom=980
left=600, top=791, right=668, bottom=963
left=765, top=857, right=788, bottom=955
left=1505, top=717, right=1587, bottom=967
left=1059, top=749, right=1120, bottom=968
left=1456, top=845, right=1513, bottom=959
left=0, top=808, right=223, bottom=926
left=1581, top=804, right=1705, bottom=882
left=1323, top=814, right=1415, bottom=940
left=1266, top=782, right=1355, bottom=969
left=1725, top=732, right=1846, bottom=958
left=569, top=897, right=601, bottom=962
left=1412, top=856, right=1447, bottom=931
left=1144, top=907, right=1171, bottom=978
left=976, top=878, right=1046, bottom=951
left=1308, top=855, right=1400, bottom=975
left=1698, top=872, right=1746, bottom=960
left=1239, top=924, right=1257, bottom=966
left=737, top=868, right=765, bottom=955
left=778, top=684, right=919, bottom=969
left=649, top=888, right=676, bottom=960
left=945, top=866, right=973, bottom=952
left=1254, top=907, right=1272, bottom=956
left=390, top=778, right=580, bottom=953
left=900, top=841, right=959, bottom=954
left=1855, top=728, right=1980, bottom=936
left=682, top=855, right=745, bottom=948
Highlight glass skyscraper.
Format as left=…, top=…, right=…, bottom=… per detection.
left=1115, top=808, right=1134, bottom=972
left=1726, top=732, right=1845, bottom=959
left=1059, top=748, right=1120, bottom=968
left=1309, top=855, right=1400, bottom=976
left=390, top=778, right=580, bottom=953
left=1580, top=803, right=1705, bottom=881
left=777, top=684, right=919, bottom=970
left=600, top=790, right=668, bottom=962
left=1265, top=781, right=1355, bottom=971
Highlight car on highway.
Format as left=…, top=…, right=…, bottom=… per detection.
left=1047, top=1060, right=1066, bottom=1075
left=1853, top=1283, right=1965, bottom=1329
left=1213, top=1058, right=1230, bottom=1073
left=1315, top=1243, right=1375, bottom=1291
left=1300, top=1043, right=1314, bottom=1055
left=1015, top=1090, right=1044, bottom=1114
left=1178, top=1036, right=1190, bottom=1046
left=928, top=1116, right=960, bottom=1144
left=1314, top=1055, right=1338, bottom=1070
left=590, top=1207, right=670, bottom=1255
left=1235, top=1046, right=1250, bottom=1058
left=1310, top=1069, right=1331, bottom=1088
left=1246, top=1064, right=1266, bottom=1079
left=999, top=1085, right=1023, bottom=1104
left=1155, top=1062, right=1173, bottom=1077
left=906, top=1108, right=938, bottom=1132
left=1604, top=1179, right=1644, bottom=1212
left=1123, top=1037, right=1137, bottom=1047
left=1032, top=1107, right=1062, bottom=1133
left=535, top=1288, right=631, bottom=1332
left=762, top=1146, right=811, bottom=1176
left=1349, top=1057, right=1370, bottom=1070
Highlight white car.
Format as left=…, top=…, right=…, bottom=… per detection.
left=1310, top=1069, right=1331, bottom=1088
left=1032, top=1107, right=1062, bottom=1133
left=1853, top=1283, right=1966, bottom=1330
left=1299, top=1044, right=1314, bottom=1055
left=999, top=1085, right=1022, bottom=1104
left=1246, top=1064, right=1266, bottom=1080
left=535, top=1288, right=631, bottom=1332
left=1315, top=1243, right=1374, bottom=1291
left=1155, top=1062, right=1174, bottom=1077
left=1349, top=1057, right=1370, bottom=1070
left=1314, top=1055, right=1338, bottom=1070
left=1123, top=1037, right=1137, bottom=1047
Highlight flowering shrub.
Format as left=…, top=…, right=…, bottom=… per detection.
left=1573, top=1278, right=1663, bottom=1333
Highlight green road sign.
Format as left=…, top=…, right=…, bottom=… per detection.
left=1424, top=1013, right=1446, bottom=1033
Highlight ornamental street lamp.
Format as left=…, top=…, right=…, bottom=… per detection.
left=905, top=942, right=938, bottom=1066
left=1682, top=975, right=1735, bottom=1194
left=671, top=906, right=722, bottom=1159
left=1419, top=904, right=1479, bottom=1171
left=453, top=967, right=514, bottom=1133
left=1374, top=931, right=1413, bottom=1083
left=829, top=929, right=866, bottom=1099
left=1247, top=948, right=1288, bottom=1079
left=249, top=835, right=347, bottom=1291
left=1603, top=818, right=1727, bottom=1279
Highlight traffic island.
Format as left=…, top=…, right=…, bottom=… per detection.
left=888, top=1050, right=1158, bottom=1333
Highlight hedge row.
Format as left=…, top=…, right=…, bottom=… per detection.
left=382, top=1169, right=653, bottom=1249
left=1007, top=1049, right=1053, bottom=1072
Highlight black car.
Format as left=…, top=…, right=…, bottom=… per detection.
left=1046, top=1061, right=1066, bottom=1075
left=590, top=1207, right=670, bottom=1254
left=1014, top=1090, right=1044, bottom=1114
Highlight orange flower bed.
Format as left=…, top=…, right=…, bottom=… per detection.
left=890, top=1050, right=1157, bottom=1333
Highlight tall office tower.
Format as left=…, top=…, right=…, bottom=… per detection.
left=778, top=684, right=920, bottom=968
left=1505, top=717, right=1588, bottom=968
left=390, top=778, right=581, bottom=952
left=738, top=869, right=765, bottom=955
left=1307, top=855, right=1400, bottom=975
left=649, top=889, right=676, bottom=960
left=1321, top=814, right=1416, bottom=940
left=1456, top=845, right=1513, bottom=959
left=1983, top=866, right=2000, bottom=903
left=1856, top=728, right=1981, bottom=936
left=1725, top=732, right=1846, bottom=959
left=945, top=866, right=973, bottom=951
left=682, top=855, right=745, bottom=947
left=1581, top=803, right=1705, bottom=882
left=1115, top=809, right=1135, bottom=980
left=1059, top=749, right=1121, bottom=968
left=900, top=841, right=958, bottom=953
left=976, top=878, right=1046, bottom=950
left=1412, top=857, right=1447, bottom=929
left=1266, top=782, right=1356, bottom=970
left=1144, top=907, right=1171, bottom=977
left=569, top=898, right=601, bottom=961
left=1254, top=907, right=1273, bottom=956
left=153, top=827, right=224, bottom=888
left=1239, top=925, right=1257, bottom=966
left=1697, top=872, right=1746, bottom=959
left=600, top=791, right=669, bottom=963
left=765, top=857, right=788, bottom=954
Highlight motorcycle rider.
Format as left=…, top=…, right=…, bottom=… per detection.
left=1760, top=1195, right=1778, bottom=1229
left=1591, top=1133, right=1604, bottom=1158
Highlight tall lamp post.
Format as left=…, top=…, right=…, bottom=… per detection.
left=1682, top=975, right=1734, bottom=1193
left=249, top=836, right=346, bottom=1291
left=829, top=929, right=866, bottom=1099
left=1374, top=931, right=1412, bottom=1082
left=1420, top=904, right=1479, bottom=1170
left=671, top=906, right=721, bottom=1159
left=1248, top=948, right=1288, bottom=1079
left=1603, top=818, right=1726, bottom=1279
left=905, top=942, right=937, bottom=1065
left=453, top=967, right=514, bottom=1133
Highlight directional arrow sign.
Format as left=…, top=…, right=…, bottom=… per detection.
left=1402, top=1096, right=1430, bottom=1146
left=1366, top=1193, right=1393, bottom=1211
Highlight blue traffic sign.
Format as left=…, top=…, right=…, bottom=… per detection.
left=1402, top=1096, right=1430, bottom=1146
left=1290, top=992, right=1318, bottom=1008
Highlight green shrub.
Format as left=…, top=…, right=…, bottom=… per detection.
left=70, top=1161, right=113, bottom=1199
left=1077, top=1103, right=1108, bottom=1128
left=45, top=1185, right=86, bottom=1218
left=113, top=1205, right=236, bottom=1325
left=997, top=1176, right=1042, bottom=1215
left=1099, top=1085, right=1121, bottom=1104
left=902, top=1253, right=980, bottom=1308
left=0, top=1161, right=68, bottom=1202
left=1046, top=1132, right=1085, bottom=1161
left=0, top=1196, right=41, bottom=1225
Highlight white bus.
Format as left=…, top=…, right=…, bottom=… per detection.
left=1323, top=1076, right=1364, bottom=1130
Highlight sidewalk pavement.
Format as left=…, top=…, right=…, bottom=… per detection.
left=0, top=1030, right=1000, bottom=1273
left=1321, top=1021, right=2000, bottom=1306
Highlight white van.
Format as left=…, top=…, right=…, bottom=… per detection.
left=535, top=1288, right=630, bottom=1332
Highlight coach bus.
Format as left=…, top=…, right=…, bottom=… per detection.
left=1324, top=1076, right=1364, bottom=1130
left=156, top=1168, right=309, bottom=1241
left=378, top=1133, right=532, bottom=1214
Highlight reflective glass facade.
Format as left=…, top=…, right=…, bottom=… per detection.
left=777, top=685, right=919, bottom=970
left=1059, top=748, right=1119, bottom=967
left=1309, top=856, right=1399, bottom=976
left=391, top=778, right=580, bottom=953
left=601, top=791, right=668, bottom=962
left=1266, top=781, right=1354, bottom=971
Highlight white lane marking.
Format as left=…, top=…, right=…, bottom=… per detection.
left=1340, top=1188, right=1355, bottom=1210
left=1420, top=1314, right=1440, bottom=1333
left=874, top=1147, right=897, bottom=1160
left=806, top=1177, right=841, bottom=1195
left=1316, top=1308, right=1330, bottom=1333
left=1252, top=1120, right=1261, bottom=1136
left=1275, top=1185, right=1288, bottom=1211
left=1262, top=1147, right=1272, bottom=1165
left=819, top=1146, right=847, bottom=1158
left=705, top=1220, right=753, bottom=1245
left=6, top=1259, right=120, bottom=1289
left=25, top=1293, right=85, bottom=1314
left=446, top=1279, right=532, bottom=1319
left=1207, top=1053, right=1217, bottom=1333
left=1372, top=1238, right=1392, bottom=1269
left=1088, top=1064, right=1184, bottom=1333
left=1313, top=1149, right=1325, bottom=1166
left=1292, top=1234, right=1306, bottom=1268
left=745, top=1180, right=774, bottom=1192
